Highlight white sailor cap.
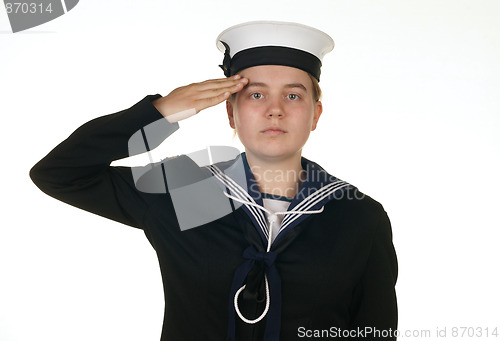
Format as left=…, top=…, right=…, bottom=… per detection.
left=216, top=21, right=334, bottom=81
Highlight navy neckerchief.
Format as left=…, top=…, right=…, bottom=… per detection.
left=212, top=153, right=354, bottom=341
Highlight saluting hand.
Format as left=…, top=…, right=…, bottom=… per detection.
left=152, top=75, right=248, bottom=122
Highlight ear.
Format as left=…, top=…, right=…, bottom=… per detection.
left=311, top=100, right=323, bottom=131
left=226, top=100, right=236, bottom=129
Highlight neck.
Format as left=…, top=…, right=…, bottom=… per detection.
left=245, top=152, right=306, bottom=198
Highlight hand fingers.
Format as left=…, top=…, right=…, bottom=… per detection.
left=193, top=77, right=249, bottom=112
left=195, top=75, right=247, bottom=92
left=195, top=78, right=247, bottom=101
left=159, top=76, right=248, bottom=117
left=194, top=91, right=232, bottom=113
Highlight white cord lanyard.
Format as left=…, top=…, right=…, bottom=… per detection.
left=223, top=191, right=324, bottom=324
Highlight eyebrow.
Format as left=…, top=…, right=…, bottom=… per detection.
left=246, top=82, right=308, bottom=92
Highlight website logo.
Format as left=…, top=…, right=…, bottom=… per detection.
left=3, top=0, right=79, bottom=33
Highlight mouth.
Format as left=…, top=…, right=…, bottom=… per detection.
left=261, top=127, right=287, bottom=136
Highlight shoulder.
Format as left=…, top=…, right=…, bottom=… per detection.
left=322, top=186, right=392, bottom=237
left=341, top=187, right=386, bottom=217
left=301, top=157, right=389, bottom=225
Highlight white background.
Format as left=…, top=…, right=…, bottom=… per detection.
left=1, top=0, right=499, bottom=340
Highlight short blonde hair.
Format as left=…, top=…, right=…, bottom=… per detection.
left=309, top=73, right=322, bottom=102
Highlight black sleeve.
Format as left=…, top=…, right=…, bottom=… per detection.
left=349, top=208, right=398, bottom=340
left=30, top=95, right=179, bottom=229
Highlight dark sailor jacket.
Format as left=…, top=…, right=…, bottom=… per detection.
left=30, top=95, right=398, bottom=340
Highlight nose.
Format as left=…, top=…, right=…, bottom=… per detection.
left=266, top=97, right=284, bottom=118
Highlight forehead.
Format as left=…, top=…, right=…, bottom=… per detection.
left=238, top=65, right=313, bottom=89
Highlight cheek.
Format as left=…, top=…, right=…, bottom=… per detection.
left=231, top=110, right=249, bottom=137
left=233, top=111, right=243, bottom=128
left=293, top=105, right=316, bottom=126
left=233, top=103, right=255, bottom=126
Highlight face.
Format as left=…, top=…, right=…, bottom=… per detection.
left=226, top=65, right=323, bottom=163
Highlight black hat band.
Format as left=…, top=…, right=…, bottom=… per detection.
left=220, top=45, right=323, bottom=81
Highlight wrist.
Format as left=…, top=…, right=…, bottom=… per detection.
left=152, top=98, right=196, bottom=123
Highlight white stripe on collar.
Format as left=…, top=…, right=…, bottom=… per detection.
left=208, top=165, right=269, bottom=238
left=280, top=180, right=350, bottom=232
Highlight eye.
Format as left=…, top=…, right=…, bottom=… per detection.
left=250, top=93, right=263, bottom=100
left=286, top=94, right=300, bottom=101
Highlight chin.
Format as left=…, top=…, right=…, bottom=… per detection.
left=251, top=148, right=301, bottom=162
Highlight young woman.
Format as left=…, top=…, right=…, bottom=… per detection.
left=30, top=21, right=397, bottom=340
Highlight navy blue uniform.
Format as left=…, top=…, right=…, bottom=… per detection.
left=30, top=95, right=398, bottom=340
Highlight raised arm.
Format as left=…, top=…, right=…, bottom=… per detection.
left=30, top=76, right=248, bottom=229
